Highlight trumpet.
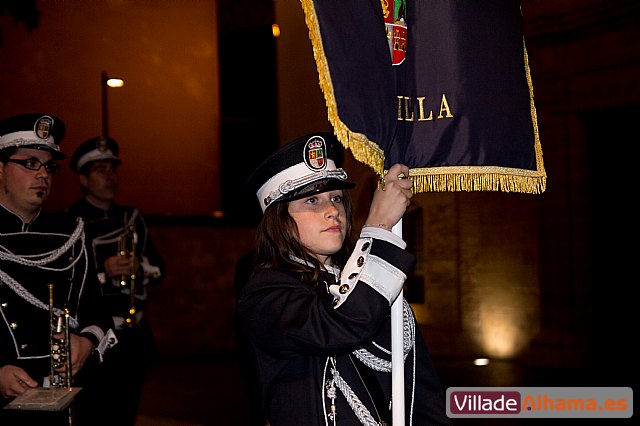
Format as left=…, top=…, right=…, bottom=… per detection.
left=48, top=283, right=72, bottom=389
left=118, top=213, right=139, bottom=327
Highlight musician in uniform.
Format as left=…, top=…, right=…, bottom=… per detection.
left=238, top=133, right=450, bottom=425
left=0, top=113, right=117, bottom=425
left=64, top=135, right=165, bottom=426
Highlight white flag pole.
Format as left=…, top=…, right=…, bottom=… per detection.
left=391, top=218, right=405, bottom=426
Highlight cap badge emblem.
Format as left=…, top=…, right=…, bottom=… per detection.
left=97, top=137, right=109, bottom=152
left=34, top=116, right=53, bottom=140
left=304, top=136, right=327, bottom=171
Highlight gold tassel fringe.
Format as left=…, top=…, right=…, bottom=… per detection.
left=300, top=0, right=547, bottom=194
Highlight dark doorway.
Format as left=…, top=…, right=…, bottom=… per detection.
left=582, top=105, right=638, bottom=385
left=218, top=1, right=278, bottom=225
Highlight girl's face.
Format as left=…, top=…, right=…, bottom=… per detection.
left=288, top=190, right=346, bottom=265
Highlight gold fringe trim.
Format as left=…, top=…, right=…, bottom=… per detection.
left=405, top=165, right=545, bottom=193
left=299, top=0, right=547, bottom=194
left=523, top=38, right=547, bottom=193
left=300, top=0, right=386, bottom=180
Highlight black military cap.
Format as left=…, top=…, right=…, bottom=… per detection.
left=0, top=113, right=66, bottom=159
left=246, top=132, right=355, bottom=213
left=70, top=136, right=122, bottom=174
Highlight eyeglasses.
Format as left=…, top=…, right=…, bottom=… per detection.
left=6, top=158, right=62, bottom=174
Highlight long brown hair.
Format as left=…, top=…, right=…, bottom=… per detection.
left=253, top=191, right=354, bottom=286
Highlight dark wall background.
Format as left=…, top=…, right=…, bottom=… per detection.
left=0, top=0, right=221, bottom=215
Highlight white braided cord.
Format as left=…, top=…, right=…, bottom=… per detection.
left=352, top=299, right=415, bottom=371
left=0, top=219, right=86, bottom=328
left=331, top=367, right=379, bottom=426
left=0, top=220, right=84, bottom=269
left=73, top=236, right=89, bottom=314
left=91, top=208, right=140, bottom=245
left=0, top=268, right=80, bottom=328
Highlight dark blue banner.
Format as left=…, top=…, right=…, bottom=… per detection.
left=301, top=0, right=546, bottom=193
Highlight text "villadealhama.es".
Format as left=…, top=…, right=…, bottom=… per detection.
left=446, top=387, right=633, bottom=419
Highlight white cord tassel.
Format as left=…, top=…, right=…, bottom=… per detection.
left=325, top=379, right=337, bottom=425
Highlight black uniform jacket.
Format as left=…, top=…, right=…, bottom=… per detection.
left=237, top=230, right=450, bottom=425
left=0, top=205, right=114, bottom=396
left=65, top=199, right=165, bottom=326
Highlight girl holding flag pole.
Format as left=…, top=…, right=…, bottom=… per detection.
left=237, top=132, right=449, bottom=425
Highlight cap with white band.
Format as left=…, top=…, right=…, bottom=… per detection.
left=246, top=133, right=355, bottom=212
left=70, top=136, right=122, bottom=173
left=0, top=113, right=66, bottom=159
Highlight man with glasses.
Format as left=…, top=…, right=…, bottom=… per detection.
left=64, top=136, right=165, bottom=426
left=0, top=113, right=117, bottom=425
